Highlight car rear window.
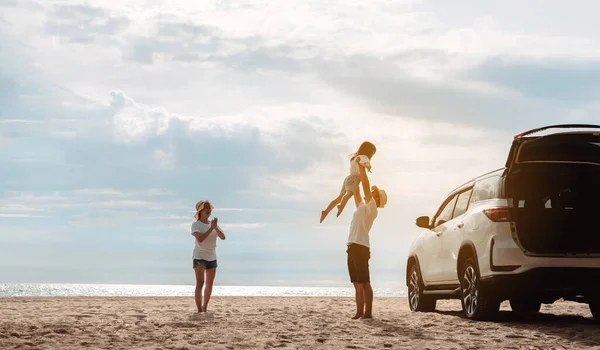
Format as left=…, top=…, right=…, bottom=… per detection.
left=517, top=134, right=600, bottom=164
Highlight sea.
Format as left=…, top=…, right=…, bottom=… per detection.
left=0, top=283, right=407, bottom=298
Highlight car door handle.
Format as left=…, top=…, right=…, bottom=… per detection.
left=457, top=223, right=464, bottom=229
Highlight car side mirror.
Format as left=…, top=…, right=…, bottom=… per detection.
left=416, top=216, right=431, bottom=229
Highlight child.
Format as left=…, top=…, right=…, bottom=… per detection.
left=320, top=141, right=377, bottom=223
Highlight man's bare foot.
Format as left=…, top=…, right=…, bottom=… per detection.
left=351, top=313, right=363, bottom=319
left=360, top=314, right=372, bottom=319
left=320, top=210, right=328, bottom=223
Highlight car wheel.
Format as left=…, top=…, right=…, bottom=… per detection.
left=589, top=300, right=600, bottom=321
left=407, top=263, right=436, bottom=312
left=510, top=299, right=541, bottom=316
left=460, top=257, right=500, bottom=320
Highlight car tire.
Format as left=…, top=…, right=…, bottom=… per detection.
left=589, top=300, right=600, bottom=321
left=407, top=263, right=436, bottom=312
left=510, top=299, right=541, bottom=316
left=460, top=257, right=500, bottom=320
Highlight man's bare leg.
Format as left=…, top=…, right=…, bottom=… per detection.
left=352, top=282, right=365, bottom=319
left=203, top=268, right=217, bottom=312
left=360, top=282, right=373, bottom=319
left=194, top=267, right=205, bottom=313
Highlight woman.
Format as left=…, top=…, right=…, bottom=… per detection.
left=191, top=200, right=226, bottom=313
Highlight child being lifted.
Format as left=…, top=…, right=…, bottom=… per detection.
left=320, top=141, right=377, bottom=223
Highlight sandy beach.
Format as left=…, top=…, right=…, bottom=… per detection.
left=1, top=296, right=599, bottom=349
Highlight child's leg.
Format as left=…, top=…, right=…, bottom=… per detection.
left=336, top=191, right=354, bottom=217
left=321, top=193, right=344, bottom=223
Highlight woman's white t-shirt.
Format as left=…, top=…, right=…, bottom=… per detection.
left=191, top=221, right=221, bottom=261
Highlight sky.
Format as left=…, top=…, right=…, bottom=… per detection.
left=1, top=0, right=599, bottom=289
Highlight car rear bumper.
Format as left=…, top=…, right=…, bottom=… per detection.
left=480, top=267, right=600, bottom=301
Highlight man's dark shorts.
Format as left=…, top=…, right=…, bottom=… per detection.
left=193, top=259, right=218, bottom=270
left=347, top=243, right=370, bottom=283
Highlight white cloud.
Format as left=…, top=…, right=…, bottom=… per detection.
left=71, top=188, right=172, bottom=197
left=0, top=214, right=48, bottom=218
left=153, top=145, right=175, bottom=170
left=1, top=190, right=174, bottom=213
left=0, top=120, right=40, bottom=123
left=175, top=222, right=267, bottom=231
left=0, top=204, right=44, bottom=212
left=220, top=223, right=267, bottom=230
left=2, top=0, right=600, bottom=286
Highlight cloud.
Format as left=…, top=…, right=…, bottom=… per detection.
left=6, top=0, right=600, bottom=136
left=463, top=58, right=600, bottom=102
left=0, top=214, right=48, bottom=218
left=1, top=189, right=171, bottom=207
left=217, top=223, right=267, bottom=230
left=0, top=204, right=44, bottom=212
left=44, top=4, right=130, bottom=44
left=3, top=0, right=600, bottom=287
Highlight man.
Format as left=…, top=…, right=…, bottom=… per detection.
left=346, top=163, right=387, bottom=319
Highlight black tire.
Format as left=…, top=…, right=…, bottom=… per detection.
left=510, top=299, right=541, bottom=316
left=460, top=258, right=500, bottom=320
left=407, top=263, right=436, bottom=312
left=589, top=300, right=600, bottom=321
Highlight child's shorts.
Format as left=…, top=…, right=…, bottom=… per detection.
left=340, top=174, right=361, bottom=195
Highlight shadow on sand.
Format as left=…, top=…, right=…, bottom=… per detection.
left=433, top=309, right=600, bottom=348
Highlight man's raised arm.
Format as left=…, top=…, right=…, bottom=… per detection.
left=359, top=164, right=372, bottom=203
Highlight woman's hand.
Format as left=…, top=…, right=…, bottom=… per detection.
left=211, top=217, right=218, bottom=229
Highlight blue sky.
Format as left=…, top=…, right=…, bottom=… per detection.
left=1, top=0, right=599, bottom=289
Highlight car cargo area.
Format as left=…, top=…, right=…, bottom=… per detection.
left=507, top=162, right=600, bottom=255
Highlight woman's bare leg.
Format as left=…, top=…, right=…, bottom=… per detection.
left=321, top=193, right=343, bottom=223
left=203, top=268, right=217, bottom=312
left=194, top=267, right=205, bottom=312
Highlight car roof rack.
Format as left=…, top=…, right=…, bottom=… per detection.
left=515, top=124, right=600, bottom=139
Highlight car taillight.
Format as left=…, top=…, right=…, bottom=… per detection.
left=483, top=207, right=510, bottom=222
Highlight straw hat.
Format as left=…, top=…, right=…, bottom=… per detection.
left=194, top=200, right=214, bottom=220
left=372, top=186, right=387, bottom=208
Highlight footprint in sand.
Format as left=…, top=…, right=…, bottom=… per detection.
left=505, top=334, right=527, bottom=339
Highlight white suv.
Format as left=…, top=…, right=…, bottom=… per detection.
left=406, top=124, right=600, bottom=320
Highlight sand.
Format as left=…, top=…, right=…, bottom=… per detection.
left=1, top=296, right=599, bottom=349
